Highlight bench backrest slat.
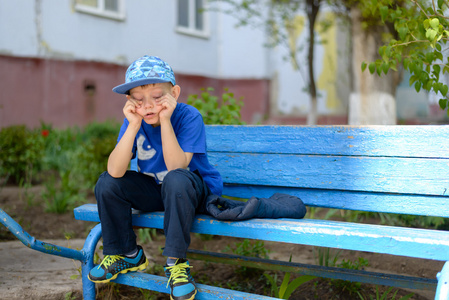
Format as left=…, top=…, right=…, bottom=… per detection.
left=205, top=125, right=449, bottom=217
left=206, top=125, right=449, bottom=158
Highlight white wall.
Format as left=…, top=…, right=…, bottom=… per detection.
left=0, top=0, right=350, bottom=118
left=0, top=0, right=270, bottom=79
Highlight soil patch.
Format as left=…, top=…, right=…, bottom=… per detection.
left=0, top=185, right=444, bottom=299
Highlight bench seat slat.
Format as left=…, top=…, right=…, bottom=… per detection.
left=209, top=153, right=449, bottom=196
left=206, top=125, right=449, bottom=158
left=74, top=204, right=449, bottom=261
left=113, top=272, right=278, bottom=299
left=221, top=185, right=449, bottom=218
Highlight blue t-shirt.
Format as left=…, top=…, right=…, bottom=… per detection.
left=117, top=103, right=223, bottom=196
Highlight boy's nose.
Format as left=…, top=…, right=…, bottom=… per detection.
left=142, top=98, right=154, bottom=108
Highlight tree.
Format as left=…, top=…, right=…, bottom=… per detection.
left=362, top=0, right=449, bottom=117
left=210, top=0, right=323, bottom=125
left=337, top=0, right=407, bottom=124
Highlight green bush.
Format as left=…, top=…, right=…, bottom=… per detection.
left=40, top=123, right=82, bottom=172
left=0, top=125, right=45, bottom=184
left=73, top=121, right=120, bottom=188
left=187, top=87, right=246, bottom=125
left=42, top=169, right=86, bottom=214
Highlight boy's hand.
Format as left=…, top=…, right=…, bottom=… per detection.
left=123, top=99, right=143, bottom=128
left=158, top=93, right=177, bottom=124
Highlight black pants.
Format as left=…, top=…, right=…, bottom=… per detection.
left=95, top=168, right=211, bottom=258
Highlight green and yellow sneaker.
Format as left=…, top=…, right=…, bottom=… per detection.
left=88, top=245, right=149, bottom=283
left=164, top=259, right=197, bottom=300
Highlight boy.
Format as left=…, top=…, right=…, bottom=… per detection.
left=88, top=55, right=223, bottom=300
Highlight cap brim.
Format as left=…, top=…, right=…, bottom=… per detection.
left=112, top=78, right=173, bottom=94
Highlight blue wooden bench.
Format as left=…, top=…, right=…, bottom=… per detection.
left=2, top=125, right=449, bottom=299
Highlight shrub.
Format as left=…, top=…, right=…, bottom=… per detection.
left=73, top=121, right=120, bottom=188
left=0, top=125, right=45, bottom=184
left=187, top=87, right=245, bottom=125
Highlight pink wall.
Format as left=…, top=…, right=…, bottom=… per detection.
left=0, top=55, right=270, bottom=129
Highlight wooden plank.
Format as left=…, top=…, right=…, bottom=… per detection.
left=209, top=153, right=449, bottom=196
left=221, top=186, right=449, bottom=217
left=206, top=125, right=449, bottom=158
left=112, top=272, right=278, bottom=299
left=74, top=204, right=449, bottom=261
left=187, top=249, right=438, bottom=291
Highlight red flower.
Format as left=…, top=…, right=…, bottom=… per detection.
left=41, top=129, right=49, bottom=137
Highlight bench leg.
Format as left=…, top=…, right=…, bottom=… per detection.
left=80, top=223, right=102, bottom=300
left=436, top=261, right=449, bottom=300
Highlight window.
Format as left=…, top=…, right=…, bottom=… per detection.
left=177, top=0, right=209, bottom=38
left=75, top=0, right=125, bottom=21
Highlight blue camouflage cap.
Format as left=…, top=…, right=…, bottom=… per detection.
left=112, top=55, right=176, bottom=94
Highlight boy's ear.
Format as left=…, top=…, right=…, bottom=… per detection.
left=171, top=85, right=181, bottom=100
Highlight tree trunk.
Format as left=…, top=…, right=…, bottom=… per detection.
left=349, top=7, right=400, bottom=125
left=306, top=0, right=320, bottom=126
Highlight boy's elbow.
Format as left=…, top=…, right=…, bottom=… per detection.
left=107, top=167, right=126, bottom=178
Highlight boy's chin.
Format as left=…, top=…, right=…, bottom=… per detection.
left=143, top=119, right=161, bottom=127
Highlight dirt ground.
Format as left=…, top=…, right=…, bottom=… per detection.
left=0, top=184, right=445, bottom=300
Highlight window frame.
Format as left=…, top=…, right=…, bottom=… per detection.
left=176, top=0, right=210, bottom=39
left=75, top=0, right=126, bottom=21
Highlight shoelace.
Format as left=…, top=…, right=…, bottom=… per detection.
left=97, top=255, right=124, bottom=269
left=166, top=262, right=193, bottom=287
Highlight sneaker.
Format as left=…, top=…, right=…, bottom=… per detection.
left=88, top=245, right=149, bottom=283
left=164, top=259, right=197, bottom=300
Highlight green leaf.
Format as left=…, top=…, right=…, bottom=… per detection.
left=415, top=81, right=422, bottom=93
left=426, top=29, right=437, bottom=41
left=441, top=85, right=448, bottom=96
left=380, top=6, right=389, bottom=22
left=398, top=26, right=408, bottom=40
left=283, top=276, right=316, bottom=299
left=368, top=63, right=376, bottom=74
left=438, top=0, right=444, bottom=9
left=279, top=272, right=291, bottom=298
left=378, top=46, right=385, bottom=57
left=433, top=65, right=441, bottom=77
left=409, top=75, right=417, bottom=86
left=382, top=62, right=389, bottom=74
left=361, top=62, right=367, bottom=72
left=430, top=18, right=440, bottom=29
left=385, top=46, right=391, bottom=57
left=263, top=273, right=279, bottom=298
left=439, top=98, right=447, bottom=109
left=423, top=19, right=430, bottom=30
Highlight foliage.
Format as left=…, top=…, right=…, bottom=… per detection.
left=361, top=0, right=449, bottom=116
left=208, top=0, right=328, bottom=124
left=42, top=170, right=86, bottom=214
left=315, top=246, right=341, bottom=267
left=137, top=228, right=158, bottom=244
left=315, top=247, right=369, bottom=297
left=225, top=238, right=270, bottom=259
left=264, top=255, right=316, bottom=299
left=331, top=257, right=369, bottom=296
left=34, top=121, right=119, bottom=213
left=70, top=120, right=120, bottom=188
left=40, top=123, right=82, bottom=173
left=224, top=238, right=270, bottom=275
left=187, top=87, right=245, bottom=125
left=0, top=125, right=45, bottom=184
left=363, top=286, right=414, bottom=300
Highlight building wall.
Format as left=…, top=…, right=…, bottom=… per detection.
left=0, top=1, right=271, bottom=128
left=0, top=55, right=270, bottom=128
left=1, top=1, right=445, bottom=128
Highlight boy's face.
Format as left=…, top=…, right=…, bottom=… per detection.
left=126, top=83, right=177, bottom=127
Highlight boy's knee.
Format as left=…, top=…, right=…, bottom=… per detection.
left=95, top=171, right=121, bottom=196
left=163, top=168, right=192, bottom=187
